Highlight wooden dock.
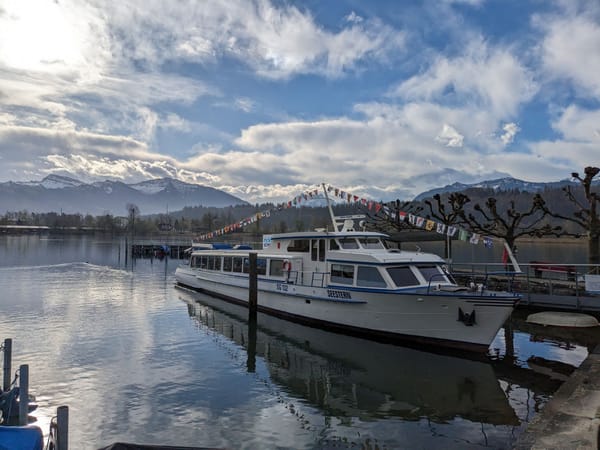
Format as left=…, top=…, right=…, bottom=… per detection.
left=1, top=338, right=68, bottom=450
left=452, top=265, right=600, bottom=314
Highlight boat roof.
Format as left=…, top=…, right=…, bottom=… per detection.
left=269, top=230, right=388, bottom=240
left=329, top=249, right=445, bottom=264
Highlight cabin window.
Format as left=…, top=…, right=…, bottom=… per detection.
left=359, top=238, right=385, bottom=249
left=270, top=259, right=284, bottom=276
left=311, top=239, right=326, bottom=261
left=241, top=257, right=267, bottom=275
left=331, top=264, right=354, bottom=285
left=319, top=239, right=325, bottom=260
left=257, top=258, right=267, bottom=275
left=190, top=256, right=199, bottom=268
left=223, top=257, right=232, bottom=272
left=232, top=257, right=243, bottom=273
left=199, top=255, right=208, bottom=269
left=329, top=239, right=340, bottom=250
left=288, top=239, right=310, bottom=252
left=386, top=266, right=420, bottom=287
left=207, top=255, right=215, bottom=270
left=357, top=266, right=387, bottom=288
left=417, top=265, right=448, bottom=284
left=339, top=238, right=359, bottom=249
left=214, top=256, right=222, bottom=271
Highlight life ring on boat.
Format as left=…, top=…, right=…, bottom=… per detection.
left=282, top=259, right=291, bottom=273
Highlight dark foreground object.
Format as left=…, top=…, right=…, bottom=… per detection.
left=98, top=444, right=224, bottom=450
left=98, top=442, right=224, bottom=450
left=515, top=343, right=600, bottom=449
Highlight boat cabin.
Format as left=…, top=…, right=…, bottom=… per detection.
left=188, top=231, right=454, bottom=292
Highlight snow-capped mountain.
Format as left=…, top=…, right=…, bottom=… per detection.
left=17, top=174, right=85, bottom=190
left=2, top=176, right=247, bottom=215
left=129, top=178, right=200, bottom=195
left=413, top=177, right=577, bottom=201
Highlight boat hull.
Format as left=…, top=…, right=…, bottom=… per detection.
left=175, top=266, right=517, bottom=352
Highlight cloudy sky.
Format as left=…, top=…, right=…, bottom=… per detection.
left=0, top=0, right=599, bottom=203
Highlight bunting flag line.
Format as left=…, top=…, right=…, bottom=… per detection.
left=194, top=182, right=499, bottom=252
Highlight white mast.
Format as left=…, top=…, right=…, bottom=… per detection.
left=322, top=183, right=338, bottom=231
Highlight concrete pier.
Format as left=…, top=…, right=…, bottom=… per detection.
left=515, top=343, right=600, bottom=449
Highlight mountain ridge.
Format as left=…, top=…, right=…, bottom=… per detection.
left=412, top=177, right=580, bottom=201
left=2, top=176, right=247, bottom=215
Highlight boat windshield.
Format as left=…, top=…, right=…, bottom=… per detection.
left=338, top=238, right=359, bottom=249
left=386, top=266, right=420, bottom=287
left=417, top=265, right=450, bottom=284
left=358, top=237, right=385, bottom=249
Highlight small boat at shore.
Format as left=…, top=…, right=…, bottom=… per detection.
left=175, top=195, right=519, bottom=352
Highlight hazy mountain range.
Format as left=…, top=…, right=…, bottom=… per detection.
left=0, top=175, right=247, bottom=216
left=0, top=174, right=593, bottom=216
left=412, top=177, right=581, bottom=201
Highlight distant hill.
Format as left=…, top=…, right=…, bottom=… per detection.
left=413, top=177, right=578, bottom=201
left=0, top=175, right=247, bottom=215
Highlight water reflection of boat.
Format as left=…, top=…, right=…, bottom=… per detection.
left=179, top=290, right=519, bottom=426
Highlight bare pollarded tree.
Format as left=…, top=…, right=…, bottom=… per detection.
left=459, top=193, right=562, bottom=251
left=542, top=167, right=600, bottom=267
left=364, top=199, right=424, bottom=234
left=423, top=192, right=470, bottom=258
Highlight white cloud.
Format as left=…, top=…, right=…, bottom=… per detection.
left=234, top=98, right=255, bottom=113
left=93, top=0, right=405, bottom=80
left=345, top=11, right=364, bottom=24
left=0, top=0, right=406, bottom=179
left=232, top=103, right=520, bottom=200
left=436, top=124, right=464, bottom=147
left=160, top=113, right=192, bottom=133
left=500, top=122, right=520, bottom=145
left=525, top=140, right=596, bottom=177
left=391, top=38, right=537, bottom=119
left=552, top=105, right=600, bottom=142
left=442, top=0, right=485, bottom=5
left=538, top=14, right=600, bottom=98
left=0, top=0, right=108, bottom=77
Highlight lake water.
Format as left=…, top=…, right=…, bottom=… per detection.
left=0, top=234, right=598, bottom=449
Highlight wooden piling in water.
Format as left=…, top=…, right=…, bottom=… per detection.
left=18, top=364, right=28, bottom=426
left=248, top=252, right=257, bottom=320
left=247, top=318, right=257, bottom=373
left=3, top=338, right=12, bottom=392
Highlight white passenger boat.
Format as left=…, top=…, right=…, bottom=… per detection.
left=175, top=204, right=519, bottom=352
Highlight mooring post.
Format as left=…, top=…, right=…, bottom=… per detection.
left=18, top=364, right=29, bottom=426
left=247, top=317, right=257, bottom=373
left=248, top=252, right=258, bottom=320
left=3, top=338, right=12, bottom=392
left=57, top=405, right=69, bottom=450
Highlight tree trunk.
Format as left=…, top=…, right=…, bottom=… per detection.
left=589, top=232, right=600, bottom=273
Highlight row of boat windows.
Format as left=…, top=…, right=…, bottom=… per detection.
left=331, top=263, right=449, bottom=288
left=287, top=237, right=385, bottom=253
left=190, top=254, right=448, bottom=288
left=190, top=255, right=286, bottom=277
left=285, top=237, right=385, bottom=263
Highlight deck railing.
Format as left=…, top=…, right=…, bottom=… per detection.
left=449, top=262, right=600, bottom=309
